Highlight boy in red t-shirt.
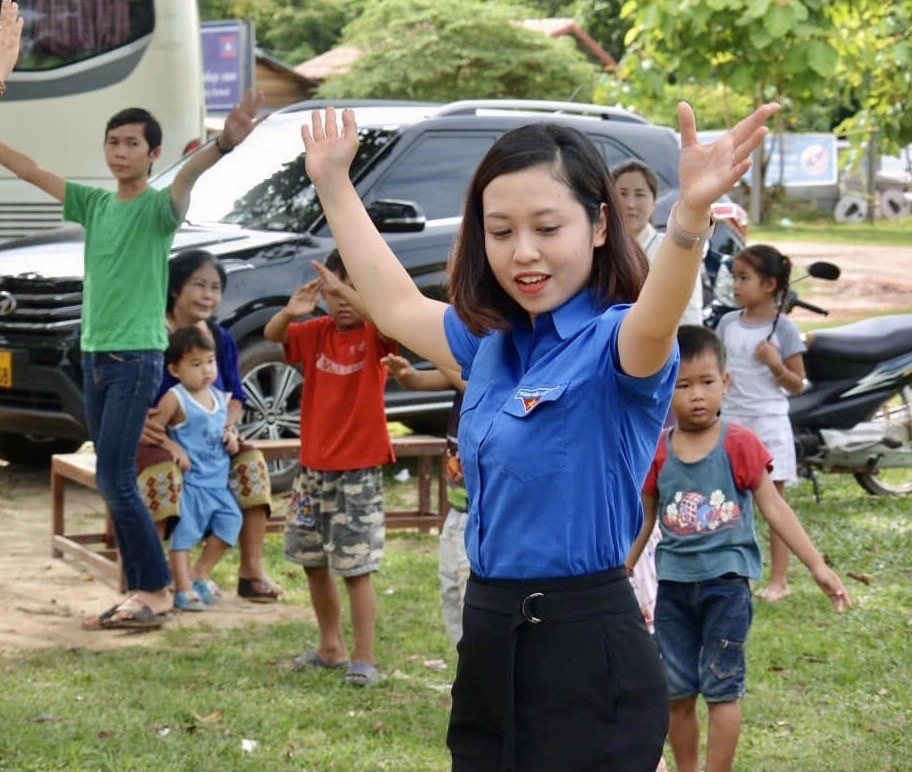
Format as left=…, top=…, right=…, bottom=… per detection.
left=264, top=249, right=396, bottom=687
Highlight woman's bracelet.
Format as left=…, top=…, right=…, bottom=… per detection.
left=666, top=203, right=716, bottom=251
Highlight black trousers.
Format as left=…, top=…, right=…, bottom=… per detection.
left=447, top=569, right=669, bottom=772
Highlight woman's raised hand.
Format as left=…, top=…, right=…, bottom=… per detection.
left=0, top=0, right=23, bottom=82
left=301, top=107, right=360, bottom=186
left=676, top=101, right=780, bottom=220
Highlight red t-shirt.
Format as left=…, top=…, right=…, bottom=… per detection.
left=284, top=317, right=396, bottom=471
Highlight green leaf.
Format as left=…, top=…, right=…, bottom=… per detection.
left=764, top=4, right=795, bottom=37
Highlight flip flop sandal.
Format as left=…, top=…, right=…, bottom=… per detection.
left=84, top=600, right=169, bottom=630
left=174, top=591, right=206, bottom=612
left=191, top=579, right=223, bottom=605
left=237, top=577, right=283, bottom=603
left=291, top=649, right=350, bottom=671
left=344, top=661, right=380, bottom=687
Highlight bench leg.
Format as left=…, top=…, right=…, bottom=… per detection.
left=417, top=457, right=431, bottom=517
left=51, top=465, right=64, bottom=558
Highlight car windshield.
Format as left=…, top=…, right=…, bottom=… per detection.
left=151, top=117, right=397, bottom=232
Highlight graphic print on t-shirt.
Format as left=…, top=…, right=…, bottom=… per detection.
left=662, top=488, right=742, bottom=536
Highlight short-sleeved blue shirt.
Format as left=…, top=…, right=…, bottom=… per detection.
left=444, top=289, right=678, bottom=580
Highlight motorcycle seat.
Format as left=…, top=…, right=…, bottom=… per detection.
left=806, top=315, right=912, bottom=363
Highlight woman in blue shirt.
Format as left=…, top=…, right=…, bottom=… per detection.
left=303, top=102, right=779, bottom=771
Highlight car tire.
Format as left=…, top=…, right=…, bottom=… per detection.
left=237, top=338, right=303, bottom=493
left=0, top=433, right=84, bottom=466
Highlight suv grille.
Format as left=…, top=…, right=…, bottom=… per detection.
left=0, top=276, right=82, bottom=337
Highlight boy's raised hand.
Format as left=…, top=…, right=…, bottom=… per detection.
left=220, top=88, right=265, bottom=150
left=810, top=564, right=852, bottom=613
left=676, top=101, right=780, bottom=217
left=284, top=278, right=323, bottom=318
left=301, top=107, right=360, bottom=186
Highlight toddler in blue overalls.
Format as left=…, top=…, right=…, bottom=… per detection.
left=152, top=326, right=243, bottom=611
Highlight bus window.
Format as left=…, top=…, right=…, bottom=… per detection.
left=20, top=1, right=154, bottom=71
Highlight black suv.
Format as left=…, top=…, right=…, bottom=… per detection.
left=0, top=99, right=743, bottom=485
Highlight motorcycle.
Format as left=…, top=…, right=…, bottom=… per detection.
left=706, top=257, right=912, bottom=499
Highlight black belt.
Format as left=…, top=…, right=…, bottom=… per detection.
left=464, top=567, right=628, bottom=771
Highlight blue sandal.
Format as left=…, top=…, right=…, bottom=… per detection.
left=191, top=579, right=223, bottom=605
left=345, top=661, right=380, bottom=687
left=174, top=590, right=206, bottom=612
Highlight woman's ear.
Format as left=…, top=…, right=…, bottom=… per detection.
left=593, top=203, right=608, bottom=248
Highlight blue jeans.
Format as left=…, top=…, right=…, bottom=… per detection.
left=82, top=351, right=171, bottom=592
left=654, top=575, right=753, bottom=703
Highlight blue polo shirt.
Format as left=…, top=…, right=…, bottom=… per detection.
left=444, top=290, right=678, bottom=580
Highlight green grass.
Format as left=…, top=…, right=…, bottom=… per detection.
left=1, top=475, right=910, bottom=771
left=750, top=212, right=912, bottom=246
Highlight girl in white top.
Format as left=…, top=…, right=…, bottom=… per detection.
left=612, top=159, right=704, bottom=326
left=715, top=244, right=806, bottom=602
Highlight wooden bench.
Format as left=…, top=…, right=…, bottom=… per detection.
left=51, top=435, right=448, bottom=586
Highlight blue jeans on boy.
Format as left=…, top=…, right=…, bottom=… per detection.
left=654, top=575, right=753, bottom=703
left=82, top=351, right=171, bottom=592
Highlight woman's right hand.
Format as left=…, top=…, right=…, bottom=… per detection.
left=301, top=107, right=360, bottom=187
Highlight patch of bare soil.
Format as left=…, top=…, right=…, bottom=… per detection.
left=0, top=464, right=301, bottom=655
left=769, top=240, right=912, bottom=322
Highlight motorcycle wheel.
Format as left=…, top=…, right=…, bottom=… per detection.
left=854, top=387, right=912, bottom=495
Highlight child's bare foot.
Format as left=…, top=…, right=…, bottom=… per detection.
left=755, top=583, right=791, bottom=602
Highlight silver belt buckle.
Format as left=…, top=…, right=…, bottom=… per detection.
left=521, top=592, right=544, bottom=624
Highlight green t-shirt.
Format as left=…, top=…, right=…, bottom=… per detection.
left=63, top=182, right=178, bottom=352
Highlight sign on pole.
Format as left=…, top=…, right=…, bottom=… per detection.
left=201, top=21, right=255, bottom=114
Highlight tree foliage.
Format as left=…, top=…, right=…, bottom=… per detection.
left=620, top=0, right=838, bottom=124
left=197, top=0, right=358, bottom=63
left=828, top=0, right=912, bottom=153
left=316, top=0, right=599, bottom=102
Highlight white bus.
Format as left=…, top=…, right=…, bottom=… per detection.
left=0, top=0, right=206, bottom=241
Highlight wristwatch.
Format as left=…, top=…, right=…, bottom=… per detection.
left=667, top=203, right=716, bottom=251
left=214, top=135, right=234, bottom=155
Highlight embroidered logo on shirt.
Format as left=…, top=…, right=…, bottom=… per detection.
left=514, top=386, right=561, bottom=414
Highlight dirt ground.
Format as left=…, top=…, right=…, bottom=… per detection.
left=1, top=240, right=910, bottom=655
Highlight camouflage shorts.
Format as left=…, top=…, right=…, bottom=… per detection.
left=283, top=466, right=385, bottom=577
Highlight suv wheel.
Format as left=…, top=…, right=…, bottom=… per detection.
left=0, top=433, right=84, bottom=465
left=237, top=338, right=303, bottom=493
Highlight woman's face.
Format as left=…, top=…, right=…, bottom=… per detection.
left=171, top=262, right=223, bottom=323
left=613, top=170, right=656, bottom=238
left=482, top=164, right=606, bottom=322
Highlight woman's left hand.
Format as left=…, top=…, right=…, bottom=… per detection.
left=0, top=0, right=24, bottom=82
left=676, top=101, right=780, bottom=224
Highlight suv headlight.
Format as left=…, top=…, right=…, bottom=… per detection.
left=713, top=261, right=736, bottom=307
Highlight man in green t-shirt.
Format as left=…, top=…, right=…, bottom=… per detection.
left=0, top=88, right=264, bottom=630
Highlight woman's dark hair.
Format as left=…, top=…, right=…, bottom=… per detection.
left=448, top=122, right=648, bottom=335
left=165, top=326, right=215, bottom=367
left=733, top=244, right=792, bottom=302
left=167, top=249, right=227, bottom=314
left=677, top=324, right=726, bottom=371
left=610, top=159, right=659, bottom=200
